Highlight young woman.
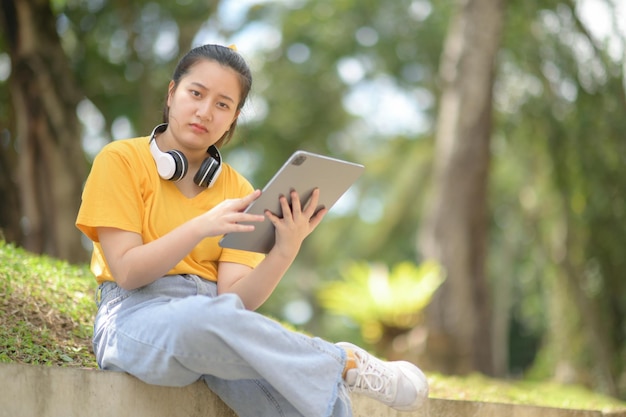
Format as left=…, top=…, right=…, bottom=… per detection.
left=76, top=44, right=428, bottom=417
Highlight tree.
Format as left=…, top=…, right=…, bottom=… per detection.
left=418, top=0, right=506, bottom=375
left=494, top=0, right=626, bottom=395
left=0, top=0, right=86, bottom=262
left=0, top=0, right=216, bottom=262
left=61, top=0, right=217, bottom=135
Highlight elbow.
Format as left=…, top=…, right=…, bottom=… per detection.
left=111, top=270, right=141, bottom=291
left=113, top=276, right=134, bottom=291
left=115, top=277, right=138, bottom=291
left=217, top=286, right=260, bottom=311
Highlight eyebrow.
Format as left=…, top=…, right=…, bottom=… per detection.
left=190, top=82, right=236, bottom=103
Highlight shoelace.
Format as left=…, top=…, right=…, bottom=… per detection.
left=350, top=352, right=395, bottom=402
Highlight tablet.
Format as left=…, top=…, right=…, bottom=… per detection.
left=219, top=150, right=365, bottom=253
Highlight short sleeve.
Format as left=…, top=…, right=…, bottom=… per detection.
left=76, top=144, right=145, bottom=242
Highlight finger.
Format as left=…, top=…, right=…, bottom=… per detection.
left=302, top=188, right=320, bottom=215
left=226, top=190, right=261, bottom=214
left=237, top=213, right=265, bottom=223
left=290, top=189, right=302, bottom=214
left=279, top=194, right=293, bottom=220
left=240, top=189, right=262, bottom=207
left=264, top=209, right=280, bottom=225
left=222, top=212, right=264, bottom=235
left=308, top=207, right=328, bottom=228
left=229, top=223, right=256, bottom=232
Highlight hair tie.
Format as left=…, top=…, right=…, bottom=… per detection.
left=228, top=44, right=238, bottom=52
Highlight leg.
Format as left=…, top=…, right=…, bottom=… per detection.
left=203, top=376, right=353, bottom=417
left=93, top=276, right=349, bottom=417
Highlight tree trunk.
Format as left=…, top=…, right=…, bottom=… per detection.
left=0, top=0, right=88, bottom=263
left=0, top=118, right=21, bottom=243
left=418, top=0, right=505, bottom=375
left=557, top=209, right=618, bottom=395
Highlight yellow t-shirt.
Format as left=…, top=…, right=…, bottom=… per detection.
left=76, top=136, right=265, bottom=284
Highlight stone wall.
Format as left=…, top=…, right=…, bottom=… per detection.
left=0, top=364, right=623, bottom=417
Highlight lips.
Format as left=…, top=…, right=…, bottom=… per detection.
left=189, top=123, right=208, bottom=133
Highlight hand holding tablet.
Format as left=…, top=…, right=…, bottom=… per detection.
left=219, top=150, right=365, bottom=253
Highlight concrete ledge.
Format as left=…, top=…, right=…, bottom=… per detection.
left=0, top=363, right=623, bottom=417
left=0, top=363, right=235, bottom=417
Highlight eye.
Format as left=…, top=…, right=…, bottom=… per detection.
left=190, top=90, right=201, bottom=98
left=217, top=101, right=230, bottom=110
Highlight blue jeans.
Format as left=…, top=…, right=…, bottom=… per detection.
left=92, top=274, right=352, bottom=417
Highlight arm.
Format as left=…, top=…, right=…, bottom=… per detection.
left=217, top=188, right=327, bottom=310
left=98, top=190, right=265, bottom=290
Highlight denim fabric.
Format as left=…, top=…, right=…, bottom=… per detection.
left=92, top=275, right=351, bottom=417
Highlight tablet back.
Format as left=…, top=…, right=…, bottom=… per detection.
left=219, top=150, right=365, bottom=253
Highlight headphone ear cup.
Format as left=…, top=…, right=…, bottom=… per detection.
left=149, top=128, right=188, bottom=182
left=166, top=150, right=188, bottom=181
left=194, top=157, right=222, bottom=188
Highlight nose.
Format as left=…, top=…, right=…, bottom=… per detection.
left=196, top=101, right=213, bottom=121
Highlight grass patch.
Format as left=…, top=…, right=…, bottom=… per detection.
left=428, top=372, right=626, bottom=412
left=1, top=240, right=625, bottom=412
left=0, top=240, right=96, bottom=367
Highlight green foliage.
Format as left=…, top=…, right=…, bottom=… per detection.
left=0, top=240, right=96, bottom=367
left=318, top=260, right=444, bottom=342
left=492, top=0, right=626, bottom=392
left=58, top=0, right=218, bottom=138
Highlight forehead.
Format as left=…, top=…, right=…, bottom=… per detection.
left=181, top=60, right=241, bottom=96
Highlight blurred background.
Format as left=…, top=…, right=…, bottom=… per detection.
left=1, top=0, right=626, bottom=400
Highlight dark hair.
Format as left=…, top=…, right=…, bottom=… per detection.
left=162, top=44, right=252, bottom=147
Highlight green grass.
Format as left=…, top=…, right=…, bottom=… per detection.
left=0, top=240, right=96, bottom=367
left=1, top=239, right=626, bottom=412
left=428, top=372, right=626, bottom=412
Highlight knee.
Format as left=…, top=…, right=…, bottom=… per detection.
left=167, top=293, right=246, bottom=337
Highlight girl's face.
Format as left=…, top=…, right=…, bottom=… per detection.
left=166, top=59, right=241, bottom=153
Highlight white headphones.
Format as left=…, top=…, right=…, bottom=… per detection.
left=149, top=123, right=222, bottom=188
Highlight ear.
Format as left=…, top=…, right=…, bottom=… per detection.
left=167, top=80, right=176, bottom=107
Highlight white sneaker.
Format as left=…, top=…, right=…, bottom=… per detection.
left=337, top=342, right=428, bottom=411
